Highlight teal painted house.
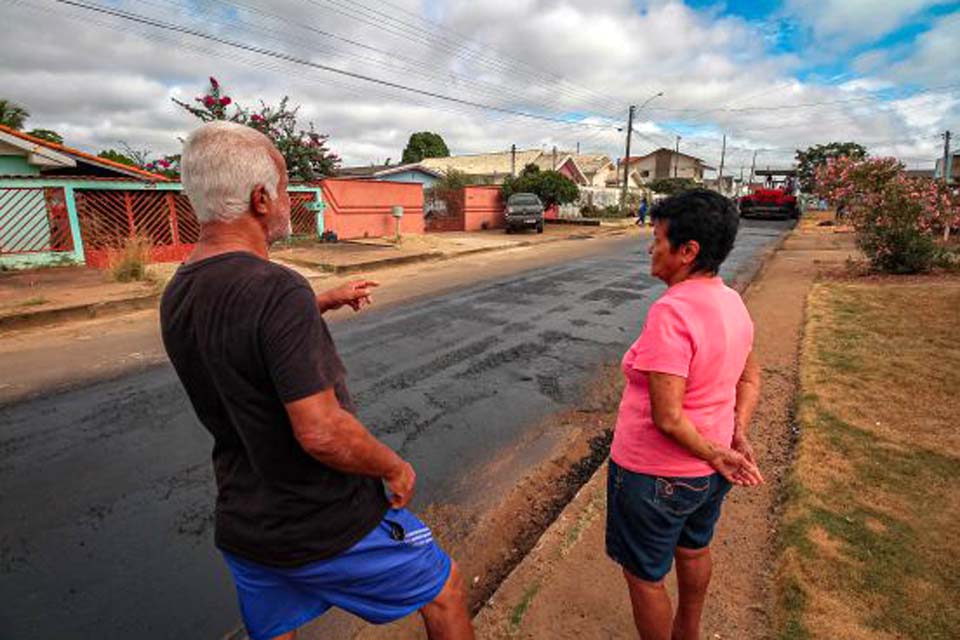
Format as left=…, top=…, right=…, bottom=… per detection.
left=1, top=125, right=168, bottom=269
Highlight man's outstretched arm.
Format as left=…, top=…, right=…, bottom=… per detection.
left=285, top=388, right=415, bottom=508
left=316, top=280, right=378, bottom=314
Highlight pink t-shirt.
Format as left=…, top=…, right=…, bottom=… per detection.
left=611, top=276, right=754, bottom=477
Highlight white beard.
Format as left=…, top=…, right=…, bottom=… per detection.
left=267, top=216, right=292, bottom=244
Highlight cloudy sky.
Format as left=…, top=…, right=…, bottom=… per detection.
left=2, top=0, right=958, bottom=173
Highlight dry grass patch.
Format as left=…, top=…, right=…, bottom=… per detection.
left=775, top=279, right=960, bottom=640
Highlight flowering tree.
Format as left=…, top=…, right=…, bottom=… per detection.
left=171, top=77, right=340, bottom=181
left=815, top=156, right=960, bottom=273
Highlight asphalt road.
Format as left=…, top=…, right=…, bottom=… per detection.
left=0, top=221, right=790, bottom=639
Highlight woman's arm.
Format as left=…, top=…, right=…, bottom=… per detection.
left=732, top=351, right=762, bottom=463
left=648, top=372, right=764, bottom=486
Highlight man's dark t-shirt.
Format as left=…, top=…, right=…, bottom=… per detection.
left=160, top=252, right=387, bottom=567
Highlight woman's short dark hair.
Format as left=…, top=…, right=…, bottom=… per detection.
left=650, top=189, right=739, bottom=275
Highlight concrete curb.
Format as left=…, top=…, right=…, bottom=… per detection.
left=0, top=293, right=160, bottom=333
left=0, top=229, right=635, bottom=333
left=473, top=224, right=794, bottom=625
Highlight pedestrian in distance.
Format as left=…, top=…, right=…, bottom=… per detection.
left=636, top=197, right=649, bottom=226
left=606, top=189, right=763, bottom=640
left=160, top=121, right=474, bottom=640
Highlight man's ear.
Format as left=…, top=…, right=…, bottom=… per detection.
left=250, top=184, right=270, bottom=219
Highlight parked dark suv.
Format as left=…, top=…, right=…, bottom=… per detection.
left=504, top=192, right=544, bottom=233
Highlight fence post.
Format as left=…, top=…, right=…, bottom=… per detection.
left=166, top=192, right=181, bottom=247
left=63, top=185, right=87, bottom=266
left=123, top=192, right=135, bottom=237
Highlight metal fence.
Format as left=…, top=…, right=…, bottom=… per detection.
left=0, top=179, right=324, bottom=269
left=0, top=187, right=74, bottom=256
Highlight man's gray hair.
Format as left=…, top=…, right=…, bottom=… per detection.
left=181, top=121, right=282, bottom=223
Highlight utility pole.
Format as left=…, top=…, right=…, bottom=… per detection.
left=739, top=166, right=745, bottom=197
left=718, top=134, right=726, bottom=194
left=576, top=141, right=580, bottom=155
left=673, top=136, right=681, bottom=178
left=511, top=144, right=517, bottom=177
left=552, top=145, right=558, bottom=170
left=748, top=150, right=758, bottom=188
left=943, top=130, right=952, bottom=241
left=621, top=104, right=636, bottom=214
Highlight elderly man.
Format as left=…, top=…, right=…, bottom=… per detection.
left=161, top=122, right=473, bottom=640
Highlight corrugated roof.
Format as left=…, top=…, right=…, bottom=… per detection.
left=420, top=149, right=543, bottom=176
left=0, top=125, right=169, bottom=181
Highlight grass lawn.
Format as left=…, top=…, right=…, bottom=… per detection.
left=776, top=278, right=960, bottom=640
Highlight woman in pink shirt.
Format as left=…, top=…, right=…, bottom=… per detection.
left=606, top=190, right=764, bottom=640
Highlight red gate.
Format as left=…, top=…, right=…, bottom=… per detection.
left=74, top=189, right=318, bottom=267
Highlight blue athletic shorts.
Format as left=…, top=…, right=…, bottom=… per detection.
left=222, top=508, right=452, bottom=640
left=605, top=460, right=731, bottom=582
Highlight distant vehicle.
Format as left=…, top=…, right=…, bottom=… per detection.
left=504, top=192, right=544, bottom=233
left=739, top=173, right=799, bottom=219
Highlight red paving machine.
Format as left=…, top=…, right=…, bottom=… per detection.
left=738, top=168, right=800, bottom=219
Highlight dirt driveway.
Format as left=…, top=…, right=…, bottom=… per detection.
left=472, top=224, right=857, bottom=639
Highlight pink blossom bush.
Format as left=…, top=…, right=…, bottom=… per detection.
left=172, top=76, right=339, bottom=181
left=815, top=156, right=959, bottom=273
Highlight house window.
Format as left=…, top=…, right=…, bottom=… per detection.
left=640, top=170, right=650, bottom=177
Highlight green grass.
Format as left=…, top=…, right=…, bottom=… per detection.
left=17, top=296, right=47, bottom=307
left=509, top=582, right=541, bottom=629
left=776, top=281, right=960, bottom=639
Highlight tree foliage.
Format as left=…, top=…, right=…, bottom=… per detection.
left=172, top=76, right=340, bottom=181
left=97, top=149, right=138, bottom=167
left=795, top=142, right=867, bottom=192
left=815, top=156, right=959, bottom=273
left=648, top=177, right=697, bottom=195
left=26, top=129, right=63, bottom=145
left=501, top=163, right=579, bottom=207
left=0, top=99, right=29, bottom=130
left=401, top=131, right=450, bottom=164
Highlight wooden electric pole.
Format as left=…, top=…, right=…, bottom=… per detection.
left=673, top=136, right=681, bottom=177
left=943, top=130, right=952, bottom=241
left=718, top=134, right=727, bottom=194
left=621, top=104, right=636, bottom=214
left=748, top=150, right=758, bottom=188
left=511, top=144, right=517, bottom=177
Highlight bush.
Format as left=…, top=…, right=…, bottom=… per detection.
left=816, top=156, right=959, bottom=274
left=501, top=164, right=579, bottom=207
left=853, top=181, right=937, bottom=274
left=595, top=204, right=629, bottom=219
left=109, top=236, right=153, bottom=282
left=648, top=177, right=697, bottom=195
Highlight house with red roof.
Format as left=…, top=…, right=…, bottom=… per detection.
left=0, top=125, right=167, bottom=181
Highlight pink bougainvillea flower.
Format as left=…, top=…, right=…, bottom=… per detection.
left=159, top=159, right=170, bottom=168
left=203, top=95, right=216, bottom=108
left=220, top=96, right=232, bottom=106
left=209, top=76, right=219, bottom=89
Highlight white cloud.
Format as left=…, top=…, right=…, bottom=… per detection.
left=784, top=0, right=952, bottom=48
left=0, top=0, right=952, bottom=172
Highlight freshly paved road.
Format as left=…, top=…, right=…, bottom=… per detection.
left=0, top=221, right=789, bottom=639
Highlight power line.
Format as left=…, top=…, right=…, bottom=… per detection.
left=47, top=0, right=620, bottom=130
left=648, top=83, right=960, bottom=114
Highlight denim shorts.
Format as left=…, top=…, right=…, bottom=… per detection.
left=605, top=460, right=731, bottom=582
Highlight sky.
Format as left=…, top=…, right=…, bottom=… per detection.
left=1, top=0, right=958, bottom=173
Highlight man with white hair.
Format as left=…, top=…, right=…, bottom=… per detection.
left=160, top=122, right=473, bottom=640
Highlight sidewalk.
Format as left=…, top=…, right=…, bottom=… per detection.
left=473, top=218, right=857, bottom=639
left=0, top=223, right=638, bottom=332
